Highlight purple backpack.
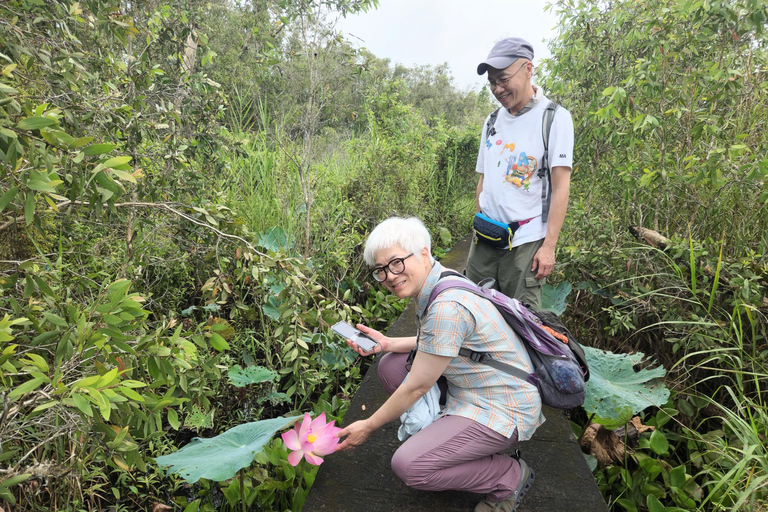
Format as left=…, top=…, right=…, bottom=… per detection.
left=427, top=272, right=590, bottom=409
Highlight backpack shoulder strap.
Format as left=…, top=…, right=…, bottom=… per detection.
left=538, top=101, right=559, bottom=223
left=457, top=347, right=530, bottom=381
left=485, top=108, right=501, bottom=138
left=427, top=274, right=531, bottom=382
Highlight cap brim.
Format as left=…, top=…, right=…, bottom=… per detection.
left=476, top=56, right=521, bottom=75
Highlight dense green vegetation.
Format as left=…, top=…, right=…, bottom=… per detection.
left=543, top=1, right=768, bottom=510
left=0, top=0, right=765, bottom=511
left=0, top=1, right=486, bottom=510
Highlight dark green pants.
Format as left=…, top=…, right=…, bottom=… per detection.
left=465, top=236, right=546, bottom=310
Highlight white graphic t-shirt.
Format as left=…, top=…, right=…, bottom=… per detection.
left=476, top=91, right=574, bottom=248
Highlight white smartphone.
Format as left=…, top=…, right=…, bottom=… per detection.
left=331, top=321, right=378, bottom=352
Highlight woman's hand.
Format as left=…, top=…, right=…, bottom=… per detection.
left=336, top=419, right=374, bottom=451
left=346, top=324, right=389, bottom=356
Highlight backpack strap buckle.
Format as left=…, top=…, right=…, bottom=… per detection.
left=467, top=350, right=488, bottom=363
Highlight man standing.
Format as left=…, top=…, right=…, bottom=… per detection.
left=466, top=37, right=574, bottom=310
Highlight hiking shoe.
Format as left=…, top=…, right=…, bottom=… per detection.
left=474, top=459, right=535, bottom=512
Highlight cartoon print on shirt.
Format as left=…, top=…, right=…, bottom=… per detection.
left=485, top=139, right=492, bottom=149
left=503, top=151, right=538, bottom=190
left=501, top=142, right=515, bottom=155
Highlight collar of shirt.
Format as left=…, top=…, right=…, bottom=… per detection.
left=415, top=261, right=445, bottom=319
left=513, top=85, right=544, bottom=117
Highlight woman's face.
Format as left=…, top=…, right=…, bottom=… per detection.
left=374, top=245, right=432, bottom=299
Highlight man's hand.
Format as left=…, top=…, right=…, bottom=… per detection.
left=336, top=419, right=374, bottom=451
left=345, top=324, right=388, bottom=356
left=532, top=244, right=556, bottom=279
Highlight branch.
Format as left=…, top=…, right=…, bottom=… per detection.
left=0, top=216, right=25, bottom=232
left=628, top=225, right=670, bottom=250
left=55, top=200, right=266, bottom=257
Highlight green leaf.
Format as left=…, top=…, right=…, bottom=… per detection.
left=227, top=365, right=279, bottom=387
left=8, top=376, right=48, bottom=398
left=582, top=346, right=670, bottom=423
left=90, top=388, right=111, bottom=420
left=23, top=353, right=49, bottom=373
left=120, top=379, right=147, bottom=388
left=209, top=332, right=230, bottom=352
left=24, top=192, right=34, bottom=225
left=0, top=473, right=31, bottom=489
left=541, top=281, right=572, bottom=316
left=94, top=367, right=119, bottom=388
left=26, top=179, right=56, bottom=193
left=0, top=488, right=15, bottom=506
left=168, top=408, right=180, bottom=430
left=108, top=279, right=131, bottom=295
left=34, top=276, right=54, bottom=297
left=183, top=499, right=201, bottom=512
left=262, top=303, right=281, bottom=320
left=102, top=156, right=131, bottom=168
left=72, top=393, right=94, bottom=417
left=616, top=499, right=638, bottom=512
left=0, top=186, right=18, bottom=213
left=70, top=136, right=94, bottom=149
left=257, top=226, right=293, bottom=252
left=94, top=171, right=120, bottom=195
left=185, top=405, right=214, bottom=429
left=647, top=494, right=666, bottom=512
left=155, top=415, right=302, bottom=483
left=31, top=400, right=57, bottom=413
left=83, top=143, right=116, bottom=156
left=111, top=169, right=137, bottom=184
left=103, top=314, right=123, bottom=326
left=16, top=117, right=55, bottom=130
left=72, top=374, right=100, bottom=388
left=117, top=386, right=144, bottom=402
left=43, top=312, right=68, bottom=327
left=583, top=453, right=598, bottom=472
left=649, top=429, right=669, bottom=454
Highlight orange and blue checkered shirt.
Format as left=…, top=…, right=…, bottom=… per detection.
left=415, top=262, right=544, bottom=440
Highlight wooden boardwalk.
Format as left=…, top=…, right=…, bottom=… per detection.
left=304, top=235, right=609, bottom=512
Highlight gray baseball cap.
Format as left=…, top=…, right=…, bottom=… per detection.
left=477, top=38, right=534, bottom=75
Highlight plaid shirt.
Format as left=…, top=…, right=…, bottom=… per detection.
left=415, top=262, right=544, bottom=439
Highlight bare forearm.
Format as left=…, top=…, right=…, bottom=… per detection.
left=385, top=336, right=417, bottom=353
left=543, top=168, right=571, bottom=249
left=475, top=174, right=484, bottom=213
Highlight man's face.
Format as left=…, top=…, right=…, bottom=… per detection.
left=487, top=60, right=532, bottom=113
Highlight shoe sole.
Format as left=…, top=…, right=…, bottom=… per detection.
left=511, top=465, right=535, bottom=512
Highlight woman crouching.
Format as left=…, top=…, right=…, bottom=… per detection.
left=336, top=216, right=543, bottom=512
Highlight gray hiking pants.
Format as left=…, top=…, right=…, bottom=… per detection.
left=465, top=236, right=545, bottom=310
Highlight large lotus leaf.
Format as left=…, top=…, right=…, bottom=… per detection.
left=583, top=346, right=669, bottom=424
left=155, top=415, right=302, bottom=483
left=541, top=281, right=572, bottom=316
left=227, top=365, right=278, bottom=387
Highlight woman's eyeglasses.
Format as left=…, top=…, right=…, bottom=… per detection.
left=372, top=253, right=414, bottom=282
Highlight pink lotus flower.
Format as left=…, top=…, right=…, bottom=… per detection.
left=281, top=412, right=342, bottom=466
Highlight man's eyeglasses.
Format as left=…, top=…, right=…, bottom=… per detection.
left=486, top=61, right=528, bottom=90
left=372, top=253, right=414, bottom=282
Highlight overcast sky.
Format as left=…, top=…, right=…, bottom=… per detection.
left=335, top=0, right=561, bottom=92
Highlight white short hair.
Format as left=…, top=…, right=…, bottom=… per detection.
left=363, top=217, right=432, bottom=266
